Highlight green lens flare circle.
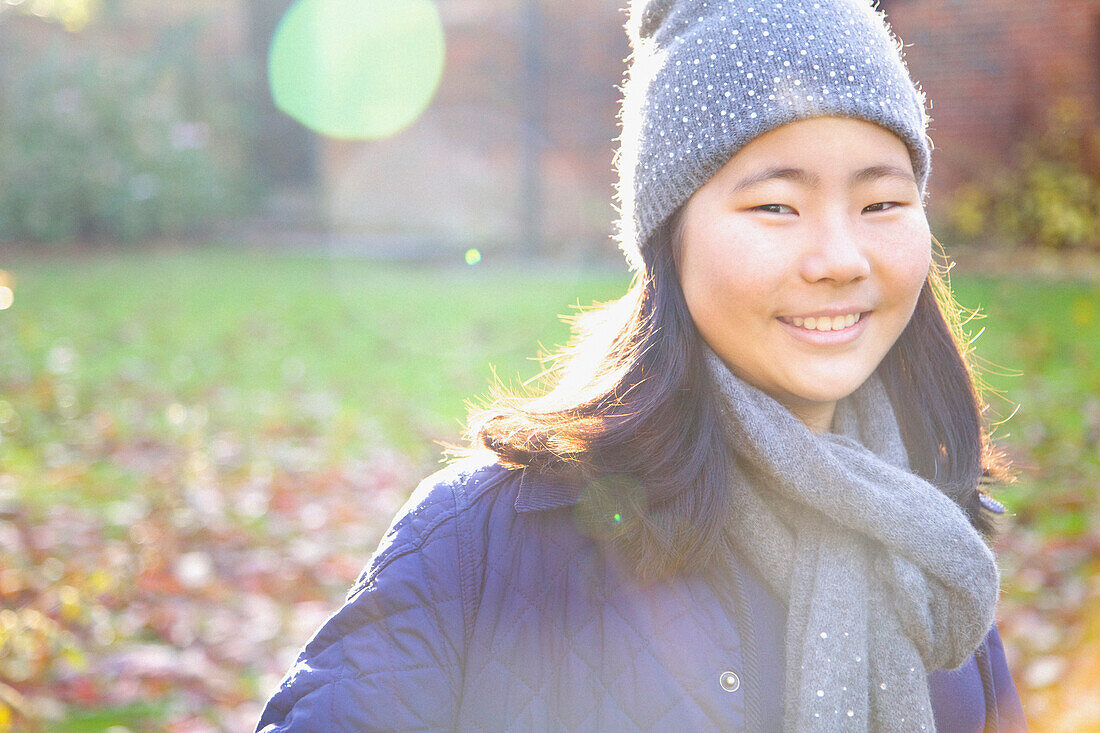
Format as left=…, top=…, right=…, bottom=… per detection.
left=268, top=0, right=445, bottom=140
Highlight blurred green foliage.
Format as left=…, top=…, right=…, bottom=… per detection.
left=0, top=13, right=260, bottom=245
left=0, top=0, right=98, bottom=32
left=946, top=97, right=1100, bottom=251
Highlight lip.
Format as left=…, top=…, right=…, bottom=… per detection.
left=777, top=310, right=871, bottom=345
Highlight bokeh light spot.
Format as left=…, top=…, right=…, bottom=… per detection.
left=464, top=248, right=482, bottom=266
left=268, top=0, right=445, bottom=140
left=0, top=269, right=12, bottom=312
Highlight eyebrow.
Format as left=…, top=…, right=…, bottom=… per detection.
left=852, top=165, right=918, bottom=186
left=727, top=164, right=917, bottom=194
left=728, top=167, right=818, bottom=194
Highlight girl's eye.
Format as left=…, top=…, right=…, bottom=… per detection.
left=863, top=201, right=902, bottom=213
left=752, top=203, right=796, bottom=215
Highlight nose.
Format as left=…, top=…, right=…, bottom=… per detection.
left=799, top=214, right=871, bottom=284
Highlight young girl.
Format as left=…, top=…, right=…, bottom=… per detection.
left=258, top=0, right=1026, bottom=730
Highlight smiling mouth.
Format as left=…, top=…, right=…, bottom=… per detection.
left=778, top=312, right=865, bottom=332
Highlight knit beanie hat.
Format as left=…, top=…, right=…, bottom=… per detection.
left=614, top=0, right=932, bottom=270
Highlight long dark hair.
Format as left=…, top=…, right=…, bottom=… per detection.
left=468, top=210, right=1009, bottom=580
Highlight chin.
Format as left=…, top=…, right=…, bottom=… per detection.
left=789, top=380, right=866, bottom=405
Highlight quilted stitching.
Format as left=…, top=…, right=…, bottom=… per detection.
left=257, top=457, right=750, bottom=732
left=449, top=460, right=749, bottom=730
left=257, top=455, right=1021, bottom=732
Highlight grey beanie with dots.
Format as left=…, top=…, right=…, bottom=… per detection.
left=614, top=0, right=932, bottom=270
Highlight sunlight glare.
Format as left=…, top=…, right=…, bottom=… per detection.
left=268, top=0, right=445, bottom=140
left=0, top=270, right=12, bottom=310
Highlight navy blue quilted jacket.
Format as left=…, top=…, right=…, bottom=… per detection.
left=257, top=456, right=1027, bottom=732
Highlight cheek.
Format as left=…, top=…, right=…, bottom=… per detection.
left=883, top=219, right=932, bottom=305
left=896, top=247, right=931, bottom=299
left=679, top=223, right=725, bottom=308
left=681, top=218, right=781, bottom=292
left=681, top=237, right=780, bottom=323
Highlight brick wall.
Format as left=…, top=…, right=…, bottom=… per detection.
left=881, top=0, right=1100, bottom=199
left=323, top=0, right=1100, bottom=253
left=322, top=0, right=628, bottom=255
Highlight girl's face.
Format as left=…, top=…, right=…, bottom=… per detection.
left=677, top=116, right=931, bottom=432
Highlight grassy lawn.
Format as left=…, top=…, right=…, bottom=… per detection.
left=0, top=246, right=1097, bottom=730
left=4, top=248, right=629, bottom=460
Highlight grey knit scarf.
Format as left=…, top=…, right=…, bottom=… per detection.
left=704, top=349, right=999, bottom=731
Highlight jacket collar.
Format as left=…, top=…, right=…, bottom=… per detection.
left=514, top=467, right=582, bottom=513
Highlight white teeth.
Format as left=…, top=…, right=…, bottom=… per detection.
left=785, top=312, right=862, bottom=332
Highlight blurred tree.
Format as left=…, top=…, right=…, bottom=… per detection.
left=944, top=96, right=1100, bottom=251
left=520, top=0, right=546, bottom=255
left=244, top=0, right=318, bottom=190
left=0, top=7, right=261, bottom=245
left=0, top=0, right=99, bottom=32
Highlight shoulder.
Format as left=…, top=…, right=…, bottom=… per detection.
left=257, top=454, right=545, bottom=731
left=347, top=453, right=582, bottom=594
left=344, top=453, right=517, bottom=594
